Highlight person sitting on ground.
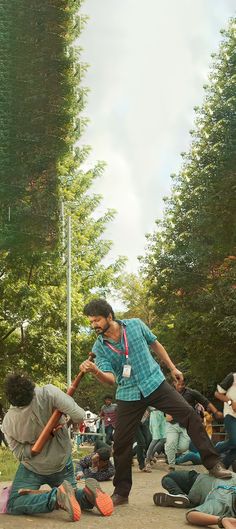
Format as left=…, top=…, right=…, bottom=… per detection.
left=164, top=414, right=190, bottom=470
left=75, top=446, right=115, bottom=482
left=153, top=468, right=236, bottom=527
left=2, top=373, right=113, bottom=521
left=175, top=440, right=201, bottom=466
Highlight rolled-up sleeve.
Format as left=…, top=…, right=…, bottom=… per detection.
left=92, top=342, right=116, bottom=375
left=139, top=319, right=157, bottom=344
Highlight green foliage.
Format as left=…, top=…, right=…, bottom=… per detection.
left=141, top=19, right=236, bottom=391
left=0, top=0, right=125, bottom=400
left=0, top=447, right=18, bottom=481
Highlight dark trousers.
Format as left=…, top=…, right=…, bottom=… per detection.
left=113, top=381, right=220, bottom=497
left=162, top=469, right=199, bottom=496
left=105, top=424, right=114, bottom=444
left=135, top=419, right=152, bottom=469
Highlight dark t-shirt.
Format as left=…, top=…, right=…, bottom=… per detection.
left=180, top=387, right=209, bottom=410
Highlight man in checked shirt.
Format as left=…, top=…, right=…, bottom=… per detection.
left=80, top=298, right=232, bottom=506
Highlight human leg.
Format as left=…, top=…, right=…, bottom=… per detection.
left=136, top=423, right=148, bottom=470
left=176, top=450, right=201, bottom=465
left=153, top=470, right=198, bottom=508
left=165, top=423, right=179, bottom=465
left=162, top=469, right=198, bottom=495
left=148, top=382, right=230, bottom=476
left=146, top=439, right=158, bottom=463
left=112, top=399, right=146, bottom=497
left=105, top=424, right=114, bottom=444
left=153, top=438, right=166, bottom=456
left=222, top=448, right=236, bottom=469
left=7, top=464, right=80, bottom=520
left=7, top=464, right=56, bottom=515
left=177, top=427, right=190, bottom=455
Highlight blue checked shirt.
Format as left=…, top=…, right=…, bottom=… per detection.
left=92, top=318, right=165, bottom=401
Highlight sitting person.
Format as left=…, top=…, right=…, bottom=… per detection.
left=165, top=414, right=190, bottom=469
left=175, top=440, right=202, bottom=466
left=75, top=446, right=115, bottom=482
left=2, top=373, right=113, bottom=521
left=153, top=468, right=236, bottom=527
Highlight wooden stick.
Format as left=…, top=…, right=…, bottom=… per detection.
left=31, top=352, right=95, bottom=455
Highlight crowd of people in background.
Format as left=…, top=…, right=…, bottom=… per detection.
left=2, top=369, right=235, bottom=526
left=0, top=298, right=235, bottom=527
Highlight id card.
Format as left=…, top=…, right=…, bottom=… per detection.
left=122, top=364, right=131, bottom=378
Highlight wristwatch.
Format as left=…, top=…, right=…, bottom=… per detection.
left=227, top=399, right=232, bottom=406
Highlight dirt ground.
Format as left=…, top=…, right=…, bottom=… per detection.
left=0, top=461, right=206, bottom=529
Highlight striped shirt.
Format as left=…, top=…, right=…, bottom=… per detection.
left=92, top=318, right=165, bottom=401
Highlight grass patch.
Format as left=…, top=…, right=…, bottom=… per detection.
left=0, top=448, right=18, bottom=481
left=0, top=445, right=93, bottom=482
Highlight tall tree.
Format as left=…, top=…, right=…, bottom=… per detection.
left=141, top=19, right=236, bottom=392
left=0, top=1, right=125, bottom=396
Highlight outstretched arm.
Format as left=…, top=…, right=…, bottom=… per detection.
left=186, top=510, right=221, bottom=526
left=150, top=341, right=183, bottom=382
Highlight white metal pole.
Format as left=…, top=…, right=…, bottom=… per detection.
left=67, top=216, right=72, bottom=386
left=61, top=201, right=66, bottom=264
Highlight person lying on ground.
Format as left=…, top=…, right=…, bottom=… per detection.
left=153, top=468, right=236, bottom=527
left=75, top=446, right=115, bottom=481
left=2, top=372, right=113, bottom=521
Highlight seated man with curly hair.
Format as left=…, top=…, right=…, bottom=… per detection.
left=2, top=373, right=113, bottom=521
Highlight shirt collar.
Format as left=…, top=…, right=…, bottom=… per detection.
left=98, top=319, right=126, bottom=343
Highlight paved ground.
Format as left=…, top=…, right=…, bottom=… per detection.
left=0, top=461, right=205, bottom=529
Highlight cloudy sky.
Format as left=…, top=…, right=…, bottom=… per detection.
left=80, top=0, right=235, bottom=273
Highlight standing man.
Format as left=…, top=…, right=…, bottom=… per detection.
left=80, top=299, right=231, bottom=506
left=100, top=395, right=117, bottom=444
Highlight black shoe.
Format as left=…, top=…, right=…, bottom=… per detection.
left=153, top=492, right=190, bottom=508
left=209, top=462, right=232, bottom=479
left=111, top=493, right=129, bottom=506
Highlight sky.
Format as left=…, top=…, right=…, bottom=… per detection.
left=80, top=0, right=235, bottom=273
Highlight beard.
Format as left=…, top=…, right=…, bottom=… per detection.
left=94, top=320, right=110, bottom=334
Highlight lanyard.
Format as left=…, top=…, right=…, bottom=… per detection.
left=104, top=327, right=129, bottom=361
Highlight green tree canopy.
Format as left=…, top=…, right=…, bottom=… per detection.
left=141, top=19, right=236, bottom=392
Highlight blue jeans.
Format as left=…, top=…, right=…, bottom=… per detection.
left=176, top=441, right=201, bottom=465
left=7, top=458, right=93, bottom=515
left=216, top=415, right=236, bottom=468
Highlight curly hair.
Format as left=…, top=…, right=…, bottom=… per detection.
left=4, top=373, right=35, bottom=407
left=83, top=298, right=115, bottom=319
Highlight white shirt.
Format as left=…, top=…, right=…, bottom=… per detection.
left=217, top=372, right=236, bottom=419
